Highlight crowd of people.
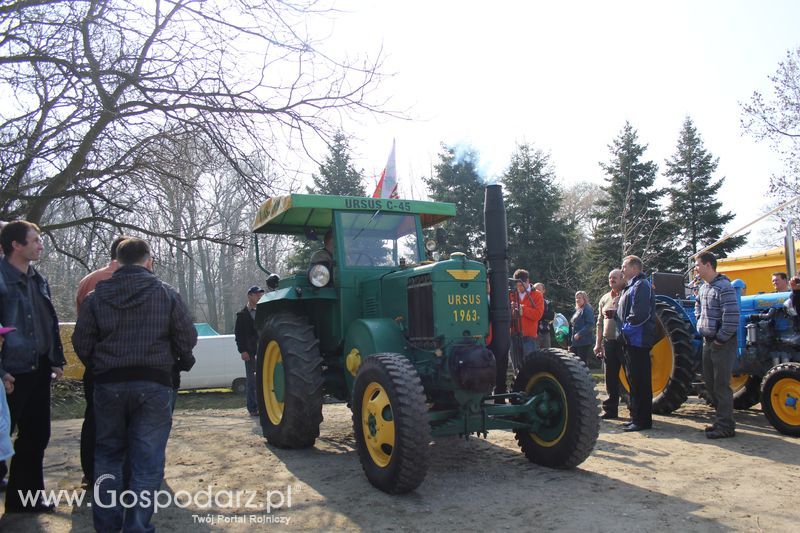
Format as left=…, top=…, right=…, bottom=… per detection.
left=501, top=252, right=745, bottom=438
left=0, top=221, right=198, bottom=532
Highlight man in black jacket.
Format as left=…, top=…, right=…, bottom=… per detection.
left=0, top=221, right=65, bottom=513
left=73, top=237, right=197, bottom=532
left=235, top=285, right=265, bottom=416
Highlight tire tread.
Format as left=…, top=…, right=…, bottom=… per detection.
left=257, top=311, right=324, bottom=448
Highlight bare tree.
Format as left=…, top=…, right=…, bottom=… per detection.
left=0, top=0, right=386, bottom=237
left=558, top=181, right=606, bottom=242
left=742, top=46, right=800, bottom=238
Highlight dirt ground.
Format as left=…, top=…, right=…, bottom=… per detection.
left=0, top=390, right=798, bottom=532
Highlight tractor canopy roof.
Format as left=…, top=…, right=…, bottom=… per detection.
left=252, top=194, right=456, bottom=236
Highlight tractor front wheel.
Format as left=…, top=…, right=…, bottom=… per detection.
left=352, top=353, right=430, bottom=494
left=513, top=349, right=599, bottom=469
left=761, top=363, right=800, bottom=437
left=256, top=311, right=324, bottom=448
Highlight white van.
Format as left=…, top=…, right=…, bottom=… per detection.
left=61, top=323, right=246, bottom=392
left=179, top=334, right=246, bottom=392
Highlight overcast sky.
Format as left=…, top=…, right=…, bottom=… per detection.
left=308, top=1, right=799, bottom=252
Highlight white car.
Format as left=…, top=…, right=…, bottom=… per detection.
left=178, top=334, right=246, bottom=392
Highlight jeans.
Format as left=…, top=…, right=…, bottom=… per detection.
left=245, top=358, right=257, bottom=414
left=501, top=336, right=539, bottom=392
left=522, top=336, right=538, bottom=357
left=702, top=336, right=737, bottom=432
left=94, top=381, right=174, bottom=533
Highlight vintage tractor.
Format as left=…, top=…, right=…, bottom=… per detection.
left=249, top=185, right=599, bottom=493
left=619, top=228, right=800, bottom=436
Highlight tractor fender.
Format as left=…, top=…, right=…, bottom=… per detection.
left=343, top=318, right=407, bottom=391
left=655, top=295, right=699, bottom=332
left=254, top=286, right=337, bottom=329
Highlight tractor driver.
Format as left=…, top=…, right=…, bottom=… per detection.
left=310, top=229, right=334, bottom=266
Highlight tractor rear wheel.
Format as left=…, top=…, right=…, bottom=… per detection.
left=619, top=301, right=695, bottom=414
left=760, top=363, right=800, bottom=437
left=352, top=353, right=430, bottom=494
left=513, top=349, right=598, bottom=469
left=256, top=311, right=324, bottom=448
left=697, top=374, right=762, bottom=410
left=732, top=374, right=762, bottom=409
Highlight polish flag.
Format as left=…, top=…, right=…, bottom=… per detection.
left=371, top=141, right=398, bottom=199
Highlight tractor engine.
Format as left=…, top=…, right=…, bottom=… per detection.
left=744, top=304, right=800, bottom=367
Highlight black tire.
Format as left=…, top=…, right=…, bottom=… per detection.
left=256, top=311, right=324, bottom=448
left=620, top=301, right=695, bottom=415
left=352, top=353, right=430, bottom=494
left=733, top=375, right=762, bottom=409
left=232, top=378, right=247, bottom=395
left=699, top=374, right=762, bottom=410
left=760, top=363, right=800, bottom=437
left=513, top=349, right=598, bottom=469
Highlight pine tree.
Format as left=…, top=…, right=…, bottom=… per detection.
left=424, top=144, right=486, bottom=258
left=588, top=122, right=670, bottom=289
left=307, top=131, right=367, bottom=197
left=666, top=117, right=745, bottom=260
left=502, top=144, right=578, bottom=308
left=286, top=131, right=366, bottom=270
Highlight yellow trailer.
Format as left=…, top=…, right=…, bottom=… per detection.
left=717, top=243, right=800, bottom=295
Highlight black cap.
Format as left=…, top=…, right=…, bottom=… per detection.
left=247, top=285, right=265, bottom=294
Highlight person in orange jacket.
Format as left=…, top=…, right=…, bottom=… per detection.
left=510, top=269, right=545, bottom=356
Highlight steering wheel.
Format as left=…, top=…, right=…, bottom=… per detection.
left=351, top=252, right=375, bottom=266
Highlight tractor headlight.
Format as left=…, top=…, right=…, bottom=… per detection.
left=308, top=263, right=331, bottom=288
left=425, top=239, right=437, bottom=252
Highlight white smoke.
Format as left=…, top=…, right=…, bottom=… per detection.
left=449, top=141, right=499, bottom=185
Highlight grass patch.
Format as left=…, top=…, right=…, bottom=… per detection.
left=51, top=379, right=86, bottom=420
left=174, top=390, right=246, bottom=411
left=51, top=379, right=248, bottom=420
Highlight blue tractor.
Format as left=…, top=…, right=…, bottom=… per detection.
left=615, top=261, right=800, bottom=437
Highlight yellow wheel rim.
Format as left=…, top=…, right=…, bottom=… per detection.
left=619, top=322, right=674, bottom=396
left=769, top=377, right=800, bottom=426
left=526, top=371, right=567, bottom=447
left=730, top=374, right=749, bottom=393
left=361, top=382, right=395, bottom=467
left=263, top=340, right=285, bottom=425
left=649, top=334, right=674, bottom=396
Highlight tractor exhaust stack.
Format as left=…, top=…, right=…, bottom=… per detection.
left=484, top=184, right=511, bottom=373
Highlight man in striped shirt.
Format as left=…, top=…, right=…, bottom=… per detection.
left=695, top=251, right=740, bottom=439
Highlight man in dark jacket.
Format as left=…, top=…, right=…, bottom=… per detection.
left=235, top=285, right=265, bottom=416
left=0, top=220, right=65, bottom=512
left=73, top=237, right=197, bottom=532
left=616, top=255, right=656, bottom=432
left=695, top=251, right=740, bottom=439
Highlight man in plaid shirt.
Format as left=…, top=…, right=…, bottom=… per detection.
left=73, top=237, right=197, bottom=531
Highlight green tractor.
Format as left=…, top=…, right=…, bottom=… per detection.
left=250, top=185, right=599, bottom=493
